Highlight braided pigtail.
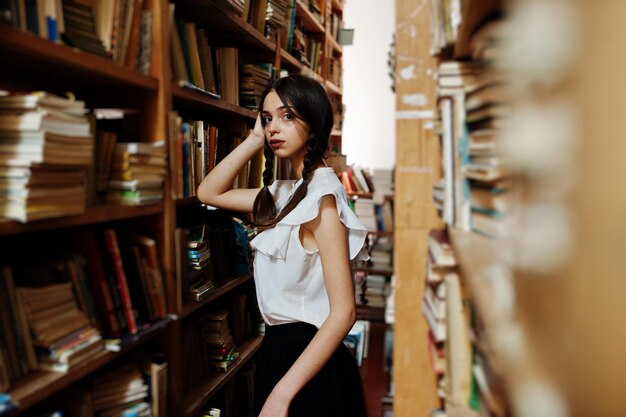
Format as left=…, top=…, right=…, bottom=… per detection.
left=252, top=145, right=277, bottom=225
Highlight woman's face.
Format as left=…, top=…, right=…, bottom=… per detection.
left=261, top=91, right=309, bottom=159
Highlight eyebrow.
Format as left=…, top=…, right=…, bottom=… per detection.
left=261, top=106, right=287, bottom=113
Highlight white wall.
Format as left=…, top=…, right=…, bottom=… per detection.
left=342, top=0, right=396, bottom=170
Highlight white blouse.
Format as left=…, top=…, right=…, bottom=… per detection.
left=249, top=167, right=370, bottom=328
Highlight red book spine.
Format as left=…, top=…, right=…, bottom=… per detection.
left=81, top=231, right=121, bottom=338
left=103, top=229, right=138, bottom=334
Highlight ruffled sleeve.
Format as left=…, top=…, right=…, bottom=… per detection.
left=250, top=174, right=370, bottom=262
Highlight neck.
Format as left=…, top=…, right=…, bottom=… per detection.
left=289, top=156, right=324, bottom=180
left=290, top=155, right=304, bottom=179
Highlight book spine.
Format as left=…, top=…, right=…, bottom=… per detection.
left=14, top=289, right=38, bottom=370
left=103, top=229, right=138, bottom=335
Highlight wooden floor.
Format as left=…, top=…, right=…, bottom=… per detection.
left=359, top=321, right=389, bottom=417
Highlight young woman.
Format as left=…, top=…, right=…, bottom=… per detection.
left=197, top=74, right=368, bottom=417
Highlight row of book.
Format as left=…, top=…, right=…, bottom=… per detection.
left=12, top=357, right=167, bottom=417
left=353, top=197, right=393, bottom=233
left=423, top=230, right=506, bottom=417
left=174, top=216, right=252, bottom=312
left=183, top=293, right=262, bottom=392
left=432, top=19, right=511, bottom=238
left=0, top=90, right=93, bottom=222
left=166, top=113, right=264, bottom=200
left=171, top=9, right=266, bottom=106
left=0, top=229, right=167, bottom=391
left=202, top=362, right=255, bottom=417
left=101, top=141, right=166, bottom=206
left=3, top=0, right=153, bottom=73
left=344, top=320, right=370, bottom=367
left=0, top=90, right=167, bottom=222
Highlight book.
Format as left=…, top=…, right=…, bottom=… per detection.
left=101, top=229, right=138, bottom=335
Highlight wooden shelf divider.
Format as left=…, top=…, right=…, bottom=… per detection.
left=181, top=274, right=254, bottom=318
left=0, top=203, right=164, bottom=237
left=171, top=83, right=257, bottom=120
left=332, top=0, right=344, bottom=14
left=325, top=79, right=342, bottom=96
left=296, top=0, right=326, bottom=34
left=0, top=26, right=159, bottom=90
left=280, top=48, right=305, bottom=71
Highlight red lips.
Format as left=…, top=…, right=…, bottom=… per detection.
left=269, top=139, right=285, bottom=148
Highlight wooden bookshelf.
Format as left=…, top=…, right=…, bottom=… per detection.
left=0, top=26, right=158, bottom=91
left=9, top=318, right=172, bottom=414
left=182, top=335, right=264, bottom=417
left=0, top=0, right=346, bottom=414
left=296, top=0, right=326, bottom=34
left=0, top=203, right=164, bottom=237
left=181, top=274, right=254, bottom=318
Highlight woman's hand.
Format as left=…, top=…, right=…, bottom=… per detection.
left=258, top=389, right=290, bottom=417
left=249, top=113, right=266, bottom=150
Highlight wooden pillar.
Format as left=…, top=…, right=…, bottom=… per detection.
left=394, top=1, right=443, bottom=415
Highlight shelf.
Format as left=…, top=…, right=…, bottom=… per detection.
left=8, top=318, right=172, bottom=414
left=0, top=203, right=164, bottom=237
left=183, top=335, right=264, bottom=417
left=368, top=230, right=394, bottom=237
left=357, top=304, right=385, bottom=322
left=325, top=80, right=342, bottom=96
left=0, top=26, right=158, bottom=91
left=357, top=265, right=394, bottom=276
left=182, top=274, right=254, bottom=318
left=328, top=33, right=342, bottom=56
left=332, top=0, right=344, bottom=14
left=172, top=83, right=257, bottom=120
left=348, top=192, right=373, bottom=199
left=453, top=0, right=503, bottom=59
left=180, top=1, right=275, bottom=54
left=296, top=0, right=326, bottom=34
left=280, top=48, right=305, bottom=71
left=448, top=227, right=504, bottom=328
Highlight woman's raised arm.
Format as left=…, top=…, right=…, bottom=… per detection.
left=196, top=115, right=266, bottom=213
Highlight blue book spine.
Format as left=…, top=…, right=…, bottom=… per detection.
left=287, top=0, right=297, bottom=52
left=46, top=16, right=57, bottom=42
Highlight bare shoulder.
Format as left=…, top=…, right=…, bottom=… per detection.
left=304, top=194, right=343, bottom=234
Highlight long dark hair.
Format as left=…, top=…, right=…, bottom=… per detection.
left=252, top=74, right=334, bottom=230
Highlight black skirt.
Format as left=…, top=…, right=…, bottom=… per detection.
left=253, top=322, right=367, bottom=417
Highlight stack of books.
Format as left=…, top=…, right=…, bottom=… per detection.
left=187, top=225, right=215, bottom=302
left=0, top=91, right=94, bottom=222
left=266, top=0, right=290, bottom=44
left=107, top=141, right=166, bottom=205
left=239, top=64, right=272, bottom=111
left=90, top=362, right=152, bottom=417
left=205, top=309, right=239, bottom=373
left=15, top=281, right=104, bottom=373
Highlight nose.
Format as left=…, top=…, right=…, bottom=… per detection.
left=267, top=118, right=280, bottom=135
